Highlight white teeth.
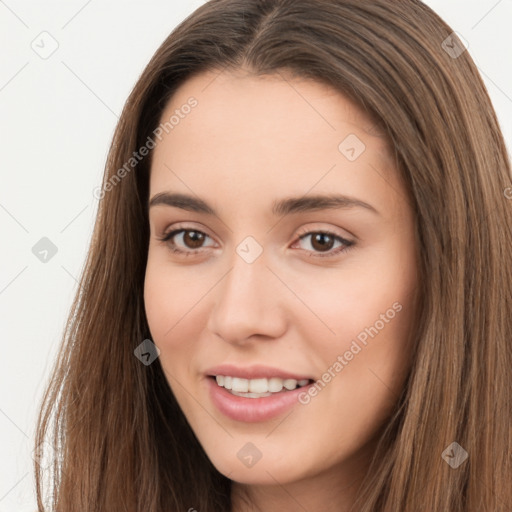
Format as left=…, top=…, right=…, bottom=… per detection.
left=268, top=377, right=283, bottom=392
left=283, top=379, right=297, bottom=390
left=248, top=378, right=268, bottom=393
left=214, top=375, right=310, bottom=394
left=232, top=377, right=249, bottom=392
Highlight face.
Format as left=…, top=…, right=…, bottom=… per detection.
left=144, top=68, right=419, bottom=492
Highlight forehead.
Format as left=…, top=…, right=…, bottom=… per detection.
left=149, top=69, right=400, bottom=216
left=162, top=68, right=388, bottom=140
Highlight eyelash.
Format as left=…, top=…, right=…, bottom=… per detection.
left=157, top=225, right=355, bottom=259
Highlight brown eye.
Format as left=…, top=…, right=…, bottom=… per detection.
left=294, top=230, right=354, bottom=258
left=182, top=230, right=205, bottom=249
left=309, top=233, right=335, bottom=252
left=159, top=228, right=214, bottom=256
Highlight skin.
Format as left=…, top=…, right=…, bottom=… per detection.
left=144, top=68, right=419, bottom=511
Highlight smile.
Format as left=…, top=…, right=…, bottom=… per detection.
left=214, top=375, right=311, bottom=398
left=206, top=375, right=315, bottom=422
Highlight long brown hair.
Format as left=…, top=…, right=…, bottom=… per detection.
left=34, top=0, right=512, bottom=510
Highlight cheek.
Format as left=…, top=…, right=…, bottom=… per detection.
left=143, top=261, right=199, bottom=411
left=143, top=253, right=218, bottom=397
left=296, top=245, right=417, bottom=413
left=289, top=249, right=416, bottom=352
left=143, top=252, right=208, bottom=341
left=144, top=257, right=192, bottom=377
left=291, top=295, right=415, bottom=472
left=143, top=268, right=172, bottom=342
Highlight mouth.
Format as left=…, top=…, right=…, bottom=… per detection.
left=204, top=364, right=316, bottom=421
left=209, top=375, right=314, bottom=399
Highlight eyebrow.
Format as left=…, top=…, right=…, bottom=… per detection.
left=148, top=192, right=379, bottom=216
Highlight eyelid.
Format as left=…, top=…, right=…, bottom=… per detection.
left=294, top=223, right=353, bottom=242
left=159, top=222, right=353, bottom=242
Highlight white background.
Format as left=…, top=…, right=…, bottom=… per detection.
left=1, top=1, right=511, bottom=510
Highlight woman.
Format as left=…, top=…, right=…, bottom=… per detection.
left=34, top=0, right=512, bottom=510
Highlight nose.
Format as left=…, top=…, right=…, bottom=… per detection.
left=206, top=244, right=288, bottom=345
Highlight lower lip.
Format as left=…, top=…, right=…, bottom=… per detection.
left=206, top=377, right=311, bottom=423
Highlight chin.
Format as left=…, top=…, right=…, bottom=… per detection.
left=204, top=443, right=311, bottom=486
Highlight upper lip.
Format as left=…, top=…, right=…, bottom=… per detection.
left=205, top=364, right=314, bottom=381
